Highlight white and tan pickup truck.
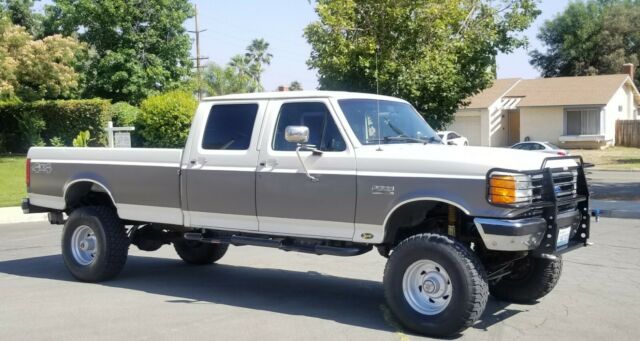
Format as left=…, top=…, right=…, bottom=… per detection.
left=23, top=91, right=591, bottom=337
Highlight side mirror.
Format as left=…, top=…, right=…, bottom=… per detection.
left=447, top=141, right=455, bottom=145
left=285, top=126, right=309, bottom=144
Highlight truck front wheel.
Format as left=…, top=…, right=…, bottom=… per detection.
left=173, top=241, right=228, bottom=265
left=62, top=206, right=129, bottom=282
left=490, top=255, right=562, bottom=304
left=383, top=233, right=488, bottom=337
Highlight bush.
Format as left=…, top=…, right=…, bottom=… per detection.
left=109, top=102, right=140, bottom=127
left=0, top=99, right=111, bottom=153
left=72, top=131, right=91, bottom=147
left=137, top=90, right=197, bottom=148
left=49, top=136, right=65, bottom=147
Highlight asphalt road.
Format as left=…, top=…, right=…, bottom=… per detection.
left=588, top=170, right=640, bottom=201
left=1, top=219, right=639, bottom=341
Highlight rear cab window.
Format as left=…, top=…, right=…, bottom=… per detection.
left=202, top=103, right=259, bottom=150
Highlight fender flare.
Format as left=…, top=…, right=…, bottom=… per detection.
left=381, top=197, right=471, bottom=242
left=62, top=178, right=117, bottom=210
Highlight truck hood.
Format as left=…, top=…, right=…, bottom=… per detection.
left=355, top=144, right=578, bottom=178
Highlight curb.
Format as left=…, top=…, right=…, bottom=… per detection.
left=0, top=206, right=47, bottom=225
left=591, top=200, right=640, bottom=220
left=591, top=168, right=640, bottom=172
left=592, top=209, right=640, bottom=220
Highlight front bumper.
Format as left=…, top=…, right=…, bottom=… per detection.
left=474, top=210, right=581, bottom=251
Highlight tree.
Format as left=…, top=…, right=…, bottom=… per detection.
left=202, top=62, right=255, bottom=96
left=304, top=0, right=539, bottom=128
left=245, top=38, right=272, bottom=91
left=530, top=0, right=640, bottom=86
left=229, top=54, right=253, bottom=85
left=0, top=0, right=43, bottom=36
left=43, top=0, right=194, bottom=104
left=0, top=18, right=85, bottom=101
left=289, top=80, right=303, bottom=91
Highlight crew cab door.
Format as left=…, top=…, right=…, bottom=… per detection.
left=183, top=101, right=266, bottom=231
left=256, top=99, right=357, bottom=239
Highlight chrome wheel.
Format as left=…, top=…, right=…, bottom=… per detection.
left=402, top=259, right=453, bottom=315
left=71, top=225, right=98, bottom=266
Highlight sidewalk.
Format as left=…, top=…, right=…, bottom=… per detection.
left=0, top=206, right=47, bottom=225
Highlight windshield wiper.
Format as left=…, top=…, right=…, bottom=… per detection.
left=384, top=136, right=428, bottom=144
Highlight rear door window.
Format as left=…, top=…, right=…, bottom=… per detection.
left=202, top=103, right=259, bottom=150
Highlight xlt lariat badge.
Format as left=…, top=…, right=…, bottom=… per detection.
left=371, top=185, right=395, bottom=195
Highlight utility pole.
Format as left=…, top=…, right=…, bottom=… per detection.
left=188, top=4, right=208, bottom=100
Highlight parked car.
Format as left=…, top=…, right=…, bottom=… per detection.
left=510, top=141, right=570, bottom=156
left=23, top=91, right=590, bottom=338
left=437, top=130, right=468, bottom=146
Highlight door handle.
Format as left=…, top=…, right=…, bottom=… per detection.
left=259, top=159, right=278, bottom=167
left=190, top=157, right=207, bottom=166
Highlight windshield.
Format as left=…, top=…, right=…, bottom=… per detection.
left=544, top=142, right=561, bottom=150
left=338, top=99, right=441, bottom=145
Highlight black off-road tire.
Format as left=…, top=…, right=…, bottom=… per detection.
left=490, top=256, right=562, bottom=304
left=174, top=240, right=229, bottom=265
left=383, top=233, right=489, bottom=337
left=62, top=206, right=129, bottom=282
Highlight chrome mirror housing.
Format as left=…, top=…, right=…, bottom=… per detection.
left=285, top=126, right=309, bottom=144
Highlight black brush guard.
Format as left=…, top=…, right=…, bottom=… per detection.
left=534, top=156, right=590, bottom=256
left=487, top=155, right=591, bottom=256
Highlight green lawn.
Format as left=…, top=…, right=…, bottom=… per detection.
left=0, top=155, right=26, bottom=207
left=572, top=147, right=640, bottom=171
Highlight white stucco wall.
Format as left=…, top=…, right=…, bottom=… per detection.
left=488, top=102, right=506, bottom=147
left=604, top=85, right=637, bottom=141
left=450, top=108, right=488, bottom=146
left=519, top=106, right=565, bottom=144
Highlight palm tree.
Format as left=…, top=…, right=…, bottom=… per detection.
left=245, top=38, right=273, bottom=91
left=229, top=54, right=251, bottom=77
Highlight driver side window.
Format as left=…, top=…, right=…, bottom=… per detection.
left=272, top=102, right=346, bottom=152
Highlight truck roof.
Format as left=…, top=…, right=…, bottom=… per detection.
left=202, top=90, right=407, bottom=102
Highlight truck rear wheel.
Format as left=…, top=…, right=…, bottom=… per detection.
left=173, top=240, right=228, bottom=265
left=62, top=206, right=129, bottom=282
left=490, top=255, right=562, bottom=304
left=383, top=233, right=488, bottom=337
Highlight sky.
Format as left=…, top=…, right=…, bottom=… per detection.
left=36, top=0, right=573, bottom=91
left=187, top=0, right=573, bottom=90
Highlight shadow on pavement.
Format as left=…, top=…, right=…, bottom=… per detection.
left=589, top=181, right=640, bottom=201
left=0, top=254, right=522, bottom=337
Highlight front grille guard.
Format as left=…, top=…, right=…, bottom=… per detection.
left=486, top=155, right=591, bottom=255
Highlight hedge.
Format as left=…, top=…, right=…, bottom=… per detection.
left=0, top=99, right=111, bottom=153
left=137, top=90, right=197, bottom=148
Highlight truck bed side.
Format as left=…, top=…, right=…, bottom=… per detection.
left=27, top=147, right=183, bottom=225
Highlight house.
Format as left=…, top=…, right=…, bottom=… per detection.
left=450, top=66, right=640, bottom=149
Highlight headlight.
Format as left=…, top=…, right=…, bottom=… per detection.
left=488, top=172, right=533, bottom=206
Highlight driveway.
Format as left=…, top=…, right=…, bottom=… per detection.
left=1, top=219, right=639, bottom=340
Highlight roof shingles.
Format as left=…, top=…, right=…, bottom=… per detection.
left=461, top=74, right=639, bottom=109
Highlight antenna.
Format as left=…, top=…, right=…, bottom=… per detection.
left=375, top=43, right=382, bottom=151
left=376, top=43, right=382, bottom=151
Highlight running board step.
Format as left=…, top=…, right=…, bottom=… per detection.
left=183, top=233, right=371, bottom=257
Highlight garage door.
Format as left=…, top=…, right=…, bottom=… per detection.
left=449, top=116, right=481, bottom=146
